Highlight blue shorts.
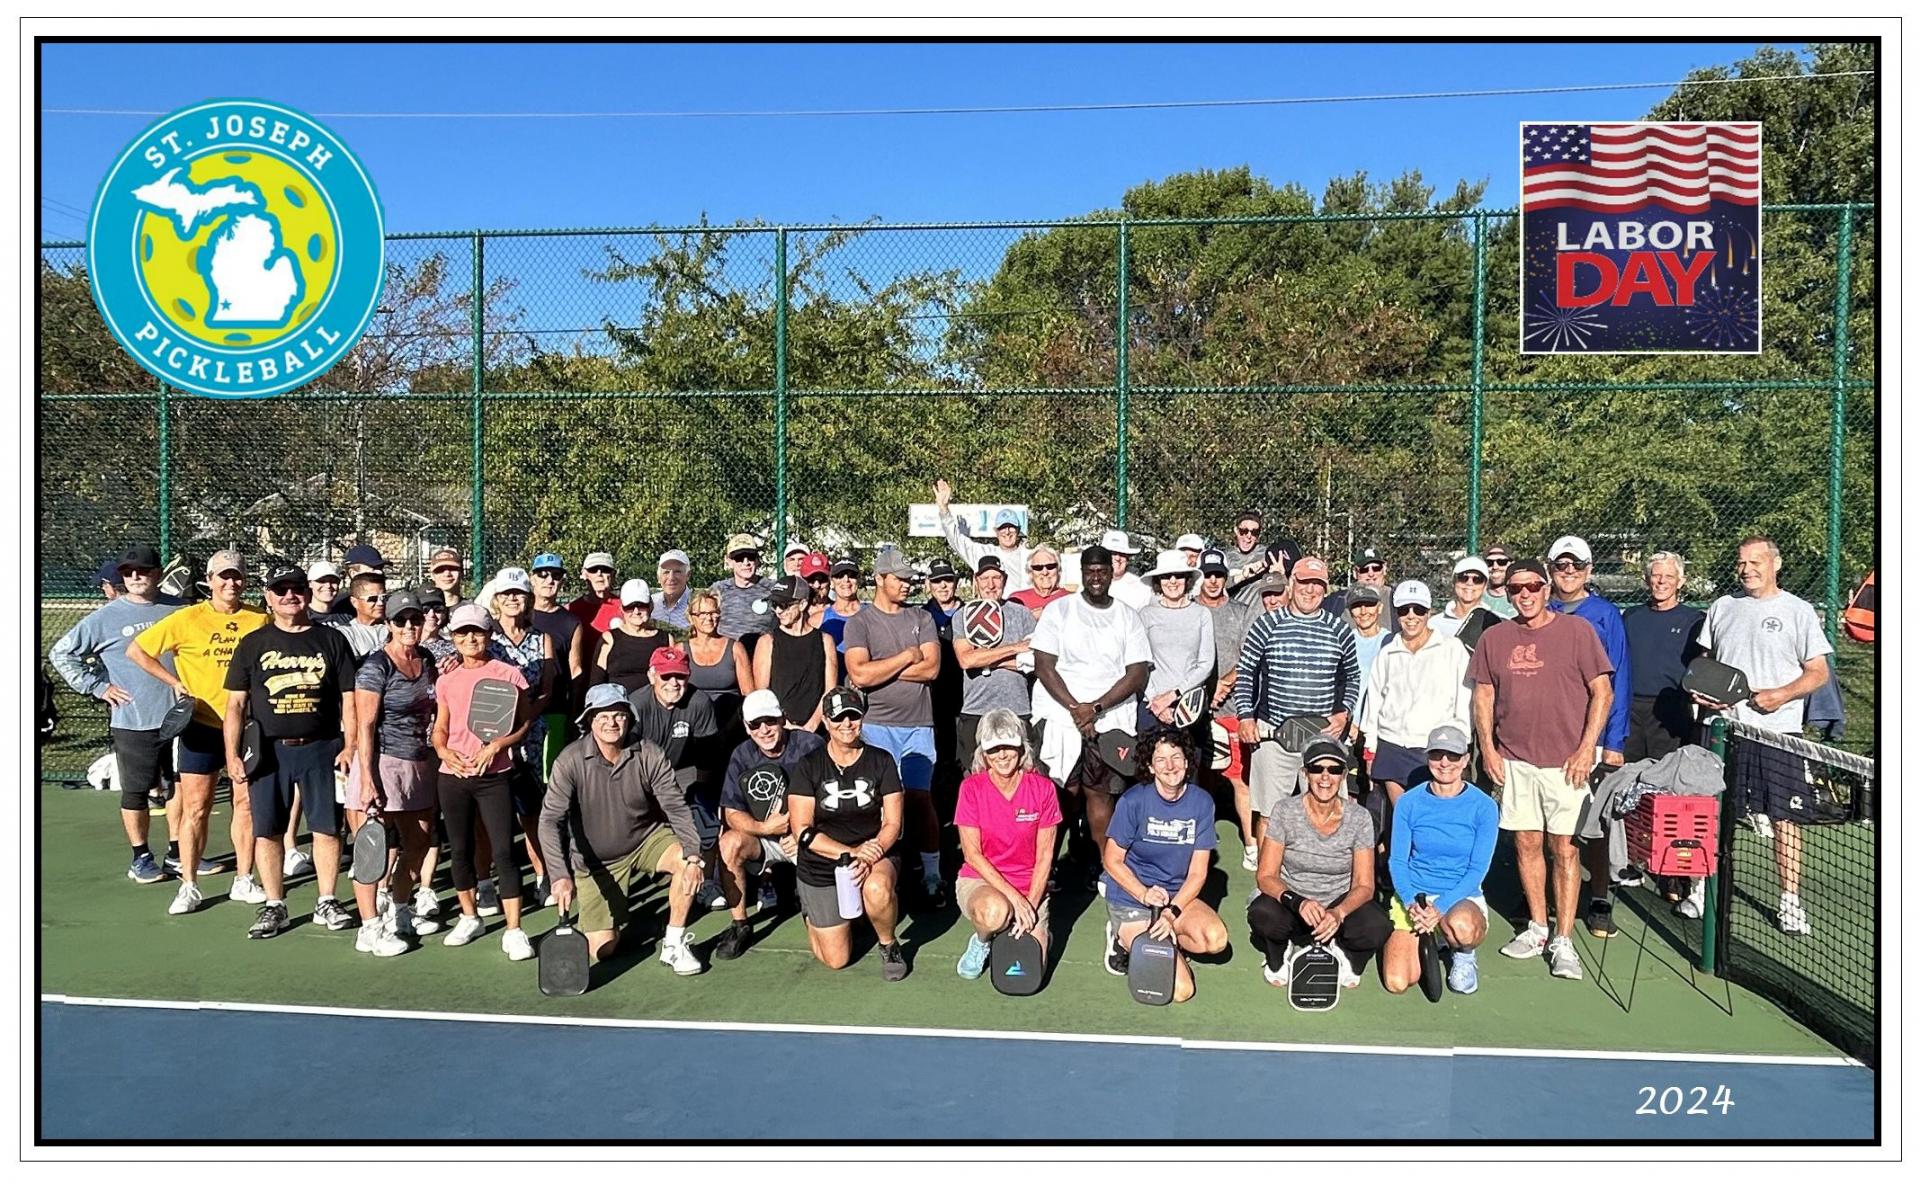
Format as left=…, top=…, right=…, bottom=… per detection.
left=175, top=720, right=227, bottom=776
left=863, top=724, right=936, bottom=792
left=1370, top=740, right=1431, bottom=789
left=249, top=737, right=344, bottom=838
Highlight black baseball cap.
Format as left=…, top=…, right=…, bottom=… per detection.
left=1355, top=546, right=1384, bottom=567
left=343, top=544, right=386, bottom=569
left=975, top=554, right=1004, bottom=575
left=1507, top=558, right=1550, bottom=583
left=829, top=557, right=860, bottom=577
left=767, top=574, right=810, bottom=607
left=822, top=685, right=867, bottom=721
left=927, top=558, right=959, bottom=581
left=264, top=564, right=309, bottom=589
left=117, top=544, right=163, bottom=572
left=1199, top=548, right=1229, bottom=576
left=416, top=586, right=447, bottom=608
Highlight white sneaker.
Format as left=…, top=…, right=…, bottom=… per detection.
left=1242, top=844, right=1259, bottom=871
left=356, top=920, right=407, bottom=957
left=229, top=873, right=267, bottom=905
left=168, top=882, right=203, bottom=916
left=1500, top=921, right=1549, bottom=960
left=1675, top=880, right=1706, bottom=920
left=475, top=879, right=501, bottom=917
left=1263, top=942, right=1298, bottom=987
left=1547, top=935, right=1584, bottom=980
left=375, top=887, right=392, bottom=917
left=411, top=885, right=441, bottom=918
left=1327, top=941, right=1360, bottom=989
left=1779, top=892, right=1811, bottom=936
left=443, top=914, right=485, bottom=946
left=501, top=928, right=534, bottom=961
left=659, top=938, right=704, bottom=976
left=283, top=848, right=314, bottom=877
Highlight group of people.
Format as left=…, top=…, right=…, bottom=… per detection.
left=50, top=481, right=1835, bottom=998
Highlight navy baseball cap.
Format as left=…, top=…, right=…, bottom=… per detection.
left=927, top=558, right=959, bottom=581
left=1199, top=548, right=1229, bottom=575
left=97, top=560, right=124, bottom=586
left=343, top=544, right=385, bottom=568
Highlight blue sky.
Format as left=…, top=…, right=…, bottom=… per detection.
left=37, top=40, right=1797, bottom=241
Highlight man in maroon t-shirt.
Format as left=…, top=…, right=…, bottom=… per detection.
left=1467, top=557, right=1612, bottom=983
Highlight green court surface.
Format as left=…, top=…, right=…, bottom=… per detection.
left=37, top=784, right=1850, bottom=1059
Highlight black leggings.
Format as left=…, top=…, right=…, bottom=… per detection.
left=1247, top=892, right=1392, bottom=973
left=440, top=773, right=522, bottom=899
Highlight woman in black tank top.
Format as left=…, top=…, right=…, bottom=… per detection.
left=595, top=588, right=666, bottom=693
left=752, top=588, right=839, bottom=731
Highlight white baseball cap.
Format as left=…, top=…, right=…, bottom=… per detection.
left=619, top=578, right=653, bottom=607
left=742, top=688, right=785, bottom=726
left=1452, top=555, right=1491, bottom=579
left=581, top=551, right=617, bottom=574
left=1393, top=579, right=1433, bottom=610
left=1548, top=535, right=1593, bottom=564
left=783, top=541, right=808, bottom=558
left=1099, top=529, right=1139, bottom=555
left=306, top=560, right=341, bottom=581
left=493, top=566, right=533, bottom=594
left=1173, top=533, right=1206, bottom=552
left=657, top=549, right=690, bottom=570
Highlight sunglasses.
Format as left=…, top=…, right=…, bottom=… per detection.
left=1236, top=526, right=1260, bottom=535
left=390, top=613, right=425, bottom=628
left=357, top=594, right=387, bottom=603
left=586, top=567, right=615, bottom=576
left=1307, top=762, right=1346, bottom=776
left=532, top=568, right=563, bottom=578
left=747, top=716, right=784, bottom=730
left=1486, top=557, right=1511, bottom=566
left=1551, top=560, right=1588, bottom=572
left=1396, top=604, right=1429, bottom=616
left=1456, top=574, right=1487, bottom=584
left=451, top=626, right=489, bottom=636
left=1357, top=563, right=1384, bottom=573
left=828, top=711, right=864, bottom=723
left=1428, top=750, right=1468, bottom=761
left=656, top=672, right=688, bottom=682
left=1508, top=581, right=1547, bottom=594
left=1029, top=563, right=1058, bottom=572
left=269, top=584, right=309, bottom=597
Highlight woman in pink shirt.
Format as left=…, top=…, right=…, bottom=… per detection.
left=953, top=708, right=1062, bottom=980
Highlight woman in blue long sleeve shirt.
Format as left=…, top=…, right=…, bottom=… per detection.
left=1383, top=724, right=1500, bottom=995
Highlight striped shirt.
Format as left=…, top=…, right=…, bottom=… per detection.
left=1231, top=606, right=1360, bottom=724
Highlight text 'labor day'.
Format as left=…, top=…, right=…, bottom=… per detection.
left=1553, top=220, right=1716, bottom=309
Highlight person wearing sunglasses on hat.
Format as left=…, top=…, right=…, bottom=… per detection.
left=1007, top=545, right=1069, bottom=617
left=788, top=685, right=910, bottom=980
left=541, top=683, right=710, bottom=976
left=933, top=478, right=1034, bottom=593
left=1479, top=545, right=1518, bottom=618
left=953, top=708, right=1062, bottom=980
left=223, top=565, right=361, bottom=940
left=1467, top=558, right=1613, bottom=982
left=1358, top=581, right=1473, bottom=816
left=713, top=688, right=826, bottom=958
left=1383, top=724, right=1498, bottom=996
left=594, top=578, right=670, bottom=695
left=1247, top=736, right=1390, bottom=991
left=1431, top=556, right=1504, bottom=646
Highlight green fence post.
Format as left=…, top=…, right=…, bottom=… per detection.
left=1700, top=715, right=1731, bottom=974
left=774, top=228, right=789, bottom=554
left=470, top=231, right=486, bottom=569
left=1115, top=219, right=1130, bottom=530
left=157, top=384, right=172, bottom=561
left=1824, top=206, right=1855, bottom=643
left=1466, top=210, right=1488, bottom=553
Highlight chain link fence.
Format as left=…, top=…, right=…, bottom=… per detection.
left=38, top=206, right=1876, bottom=777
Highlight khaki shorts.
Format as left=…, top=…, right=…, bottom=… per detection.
left=574, top=825, right=684, bottom=933
left=1496, top=757, right=1590, bottom=836
left=955, top=876, right=1051, bottom=937
left=1248, top=742, right=1304, bottom=816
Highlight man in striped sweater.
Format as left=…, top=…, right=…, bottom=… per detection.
left=1232, top=556, right=1362, bottom=846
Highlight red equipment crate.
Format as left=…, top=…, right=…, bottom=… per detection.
left=1625, top=793, right=1720, bottom=878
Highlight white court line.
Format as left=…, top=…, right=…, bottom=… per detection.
left=41, top=993, right=1864, bottom=1068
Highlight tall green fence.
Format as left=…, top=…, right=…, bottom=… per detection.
left=38, top=205, right=1876, bottom=775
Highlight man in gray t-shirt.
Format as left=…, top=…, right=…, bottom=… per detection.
left=949, top=555, right=1038, bottom=762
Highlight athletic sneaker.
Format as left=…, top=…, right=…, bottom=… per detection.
left=713, top=921, right=751, bottom=961
left=1328, top=941, right=1361, bottom=989
left=283, top=847, right=314, bottom=878
left=475, top=879, right=501, bottom=917
left=229, top=873, right=267, bottom=905
left=1546, top=935, right=1584, bottom=980
left=1778, top=892, right=1811, bottom=936
left=357, top=919, right=407, bottom=958
left=1447, top=948, right=1480, bottom=994
left=1614, top=865, right=1646, bottom=889
left=411, top=885, right=441, bottom=917
left=443, top=914, right=485, bottom=946
left=501, top=927, right=534, bottom=962
left=313, top=897, right=354, bottom=931
left=247, top=902, right=289, bottom=939
left=659, top=938, right=704, bottom=976
left=1263, top=942, right=1299, bottom=987
left=406, top=902, right=440, bottom=935
left=698, top=879, right=727, bottom=911
left=163, top=854, right=222, bottom=877
left=1745, top=811, right=1775, bottom=840
left=757, top=875, right=779, bottom=914
left=1241, top=844, right=1259, bottom=872
left=1499, top=921, right=1549, bottom=960
left=535, top=875, right=556, bottom=908
left=127, top=852, right=165, bottom=884
left=956, top=933, right=990, bottom=980
left=167, top=882, right=203, bottom=916
left=1585, top=900, right=1617, bottom=939
left=1674, top=880, right=1706, bottom=920
left=878, top=941, right=910, bottom=982
left=1103, top=921, right=1129, bottom=977
left=922, top=877, right=950, bottom=910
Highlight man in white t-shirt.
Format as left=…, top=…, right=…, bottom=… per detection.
left=1030, top=545, right=1152, bottom=857
left=1694, top=536, right=1834, bottom=936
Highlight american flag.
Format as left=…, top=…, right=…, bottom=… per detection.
left=1522, top=122, right=1761, bottom=214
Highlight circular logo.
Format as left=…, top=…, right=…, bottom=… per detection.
left=87, top=99, right=385, bottom=399
left=744, top=766, right=786, bottom=807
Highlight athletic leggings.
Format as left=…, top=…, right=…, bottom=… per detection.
left=1246, top=893, right=1392, bottom=973
left=439, top=772, right=523, bottom=899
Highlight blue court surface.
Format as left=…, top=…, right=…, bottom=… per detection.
left=39, top=998, right=1872, bottom=1142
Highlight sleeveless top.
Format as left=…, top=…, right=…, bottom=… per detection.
left=604, top=628, right=666, bottom=694
left=767, top=626, right=827, bottom=724
left=822, top=603, right=861, bottom=653
left=689, top=635, right=743, bottom=731
left=491, top=623, right=549, bottom=770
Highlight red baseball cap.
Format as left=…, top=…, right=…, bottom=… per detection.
left=1292, top=556, right=1330, bottom=584
left=800, top=551, right=831, bottom=579
left=649, top=646, right=691, bottom=677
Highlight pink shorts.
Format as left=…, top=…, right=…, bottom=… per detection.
left=347, top=753, right=437, bottom=814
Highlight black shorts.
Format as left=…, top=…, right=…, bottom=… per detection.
left=1369, top=739, right=1429, bottom=789
left=175, top=720, right=227, bottom=776
left=249, top=737, right=344, bottom=838
left=508, top=764, right=544, bottom=818
left=111, top=727, right=174, bottom=809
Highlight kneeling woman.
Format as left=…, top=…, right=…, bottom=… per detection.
left=953, top=708, right=1062, bottom=979
left=1100, top=728, right=1230, bottom=1003
left=1383, top=723, right=1499, bottom=995
left=787, top=686, right=910, bottom=982
left=1246, top=736, right=1391, bottom=988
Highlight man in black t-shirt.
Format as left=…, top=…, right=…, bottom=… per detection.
left=627, top=646, right=723, bottom=902
left=712, top=688, right=825, bottom=959
left=788, top=686, right=909, bottom=980
left=224, top=564, right=359, bottom=940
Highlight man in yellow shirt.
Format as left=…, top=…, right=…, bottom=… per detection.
left=130, top=551, right=269, bottom=911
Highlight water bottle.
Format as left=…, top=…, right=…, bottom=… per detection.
left=833, top=854, right=865, bottom=920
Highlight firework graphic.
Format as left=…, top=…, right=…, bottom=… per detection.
left=1684, top=276, right=1760, bottom=351
left=1523, top=298, right=1610, bottom=352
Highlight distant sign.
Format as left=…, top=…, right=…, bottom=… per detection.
left=908, top=503, right=1030, bottom=539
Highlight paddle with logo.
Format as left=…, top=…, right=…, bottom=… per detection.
left=1094, top=730, right=1136, bottom=794
left=1170, top=685, right=1209, bottom=728
left=990, top=926, right=1045, bottom=996
left=467, top=678, right=520, bottom=744
left=1288, top=941, right=1342, bottom=1012
left=539, top=910, right=591, bottom=997
left=742, top=763, right=789, bottom=822
left=1415, top=894, right=1445, bottom=1003
left=350, top=802, right=388, bottom=886
left=1128, top=906, right=1180, bottom=1006
left=959, top=599, right=1004, bottom=648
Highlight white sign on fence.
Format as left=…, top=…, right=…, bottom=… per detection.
left=907, top=503, right=1030, bottom=539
